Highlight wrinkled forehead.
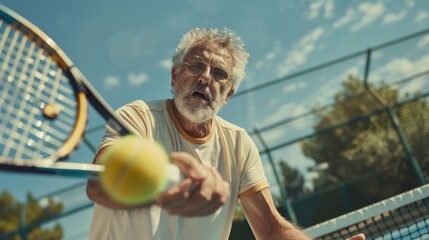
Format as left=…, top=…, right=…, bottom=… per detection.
left=183, top=40, right=233, bottom=67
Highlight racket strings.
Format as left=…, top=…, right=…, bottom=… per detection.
left=0, top=20, right=78, bottom=162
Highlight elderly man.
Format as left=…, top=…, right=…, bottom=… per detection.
left=87, top=27, right=364, bottom=240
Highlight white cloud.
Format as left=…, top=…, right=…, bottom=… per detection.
left=350, top=2, right=385, bottom=32
left=417, top=35, right=429, bottom=49
left=415, top=10, right=429, bottom=22
left=266, top=52, right=276, bottom=61
left=307, top=0, right=324, bottom=20
left=307, top=65, right=362, bottom=107
left=283, top=81, right=308, bottom=93
left=261, top=128, right=287, bottom=144
left=290, top=105, right=309, bottom=129
left=127, top=72, right=149, bottom=86
left=277, top=27, right=325, bottom=77
left=266, top=43, right=284, bottom=61
left=306, top=0, right=335, bottom=20
left=262, top=102, right=308, bottom=132
left=262, top=103, right=296, bottom=126
left=332, top=2, right=384, bottom=32
left=375, top=58, right=414, bottom=80
left=383, top=11, right=407, bottom=24
left=287, top=144, right=316, bottom=174
left=104, top=75, right=121, bottom=89
left=254, top=61, right=265, bottom=70
left=159, top=58, right=172, bottom=70
left=401, top=55, right=429, bottom=94
left=301, top=27, right=325, bottom=44
left=254, top=41, right=283, bottom=70
left=372, top=55, right=429, bottom=92
left=333, top=8, right=355, bottom=29
left=324, top=0, right=335, bottom=19
left=103, top=72, right=150, bottom=89
left=339, top=66, right=361, bottom=81
left=401, top=78, right=428, bottom=95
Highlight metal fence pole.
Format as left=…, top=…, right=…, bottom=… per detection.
left=363, top=48, right=426, bottom=185
left=20, top=202, right=28, bottom=240
left=253, top=128, right=297, bottom=222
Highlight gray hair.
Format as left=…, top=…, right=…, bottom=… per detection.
left=172, top=27, right=249, bottom=90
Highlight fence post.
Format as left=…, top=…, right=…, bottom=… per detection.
left=253, top=128, right=297, bottom=222
left=363, top=48, right=426, bottom=185
left=20, top=202, right=28, bottom=240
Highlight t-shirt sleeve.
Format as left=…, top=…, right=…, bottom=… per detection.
left=97, top=101, right=154, bottom=152
left=238, top=132, right=269, bottom=199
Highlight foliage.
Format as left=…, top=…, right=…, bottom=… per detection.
left=0, top=191, right=64, bottom=240
left=301, top=76, right=429, bottom=198
left=278, top=160, right=307, bottom=200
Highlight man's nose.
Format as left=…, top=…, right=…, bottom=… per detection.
left=198, top=67, right=212, bottom=85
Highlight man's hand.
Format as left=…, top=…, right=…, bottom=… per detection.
left=156, top=152, right=230, bottom=217
left=346, top=233, right=365, bottom=240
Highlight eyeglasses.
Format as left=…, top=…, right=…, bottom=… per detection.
left=181, top=61, right=230, bottom=85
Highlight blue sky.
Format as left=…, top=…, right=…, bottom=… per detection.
left=0, top=0, right=428, bottom=238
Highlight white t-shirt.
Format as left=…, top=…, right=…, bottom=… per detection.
left=89, top=99, right=269, bottom=240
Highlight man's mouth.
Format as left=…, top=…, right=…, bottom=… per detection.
left=191, top=91, right=209, bottom=101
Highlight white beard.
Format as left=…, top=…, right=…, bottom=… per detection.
left=173, top=85, right=225, bottom=123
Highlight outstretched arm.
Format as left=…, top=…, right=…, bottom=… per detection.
left=240, top=188, right=365, bottom=240
left=87, top=150, right=230, bottom=216
left=241, top=187, right=311, bottom=240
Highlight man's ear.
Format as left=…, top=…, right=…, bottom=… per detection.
left=171, top=67, right=177, bottom=87
left=225, top=87, right=235, bottom=104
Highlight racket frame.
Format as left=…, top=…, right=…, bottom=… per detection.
left=0, top=4, right=132, bottom=178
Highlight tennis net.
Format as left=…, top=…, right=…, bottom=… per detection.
left=305, top=183, right=429, bottom=240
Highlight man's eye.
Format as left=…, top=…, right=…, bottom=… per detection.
left=212, top=68, right=229, bottom=81
left=188, top=63, right=205, bottom=74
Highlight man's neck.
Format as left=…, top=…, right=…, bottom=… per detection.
left=171, top=100, right=213, bottom=138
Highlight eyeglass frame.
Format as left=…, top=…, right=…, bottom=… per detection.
left=180, top=61, right=231, bottom=85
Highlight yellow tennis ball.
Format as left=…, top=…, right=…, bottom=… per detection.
left=100, top=135, right=169, bottom=206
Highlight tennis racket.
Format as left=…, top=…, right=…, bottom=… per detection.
left=0, top=4, right=180, bottom=184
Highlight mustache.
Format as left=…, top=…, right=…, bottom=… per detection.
left=189, top=83, right=213, bottom=102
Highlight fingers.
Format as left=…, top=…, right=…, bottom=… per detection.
left=169, top=152, right=207, bottom=180
left=156, top=152, right=230, bottom=217
left=156, top=178, right=195, bottom=208
left=168, top=167, right=229, bottom=217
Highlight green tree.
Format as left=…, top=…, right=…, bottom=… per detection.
left=301, top=76, right=429, bottom=199
left=0, top=191, right=64, bottom=240
left=278, top=160, right=307, bottom=200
